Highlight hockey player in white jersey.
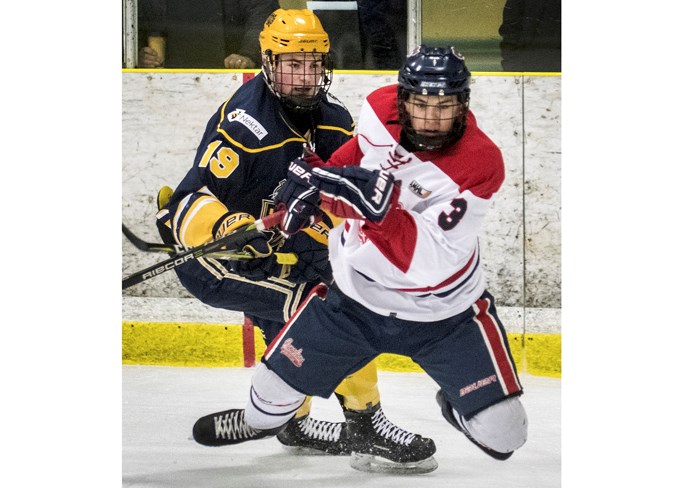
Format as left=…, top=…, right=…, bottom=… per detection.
left=192, top=45, right=528, bottom=473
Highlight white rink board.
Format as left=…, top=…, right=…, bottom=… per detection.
left=122, top=72, right=561, bottom=333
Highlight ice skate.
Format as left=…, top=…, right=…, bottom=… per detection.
left=276, top=415, right=351, bottom=455
left=435, top=390, right=513, bottom=460
left=192, top=408, right=283, bottom=447
left=345, top=404, right=438, bottom=474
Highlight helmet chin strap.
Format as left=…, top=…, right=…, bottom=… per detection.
left=403, top=129, right=451, bottom=151
left=281, top=95, right=317, bottom=113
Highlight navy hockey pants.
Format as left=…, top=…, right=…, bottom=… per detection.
left=174, top=257, right=316, bottom=343
left=263, top=283, right=523, bottom=418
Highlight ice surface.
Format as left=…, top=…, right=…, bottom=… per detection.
left=122, top=366, right=560, bottom=487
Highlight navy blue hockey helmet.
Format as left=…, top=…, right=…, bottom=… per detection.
left=397, top=45, right=471, bottom=150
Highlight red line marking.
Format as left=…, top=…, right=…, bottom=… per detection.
left=242, top=316, right=256, bottom=367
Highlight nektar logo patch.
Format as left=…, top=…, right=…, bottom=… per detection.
left=228, top=109, right=268, bottom=141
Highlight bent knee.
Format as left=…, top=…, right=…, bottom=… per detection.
left=245, top=364, right=305, bottom=430
left=465, top=397, right=528, bottom=453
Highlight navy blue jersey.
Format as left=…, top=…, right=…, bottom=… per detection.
left=165, top=73, right=353, bottom=233
left=155, top=74, right=353, bottom=327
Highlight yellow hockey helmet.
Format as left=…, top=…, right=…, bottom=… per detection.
left=259, top=9, right=330, bottom=55
left=259, top=9, right=333, bottom=112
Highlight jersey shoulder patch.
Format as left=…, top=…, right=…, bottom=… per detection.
left=225, top=108, right=269, bottom=141
left=217, top=78, right=290, bottom=150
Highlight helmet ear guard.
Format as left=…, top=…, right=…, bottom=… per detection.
left=259, top=9, right=333, bottom=112
left=397, top=45, right=471, bottom=151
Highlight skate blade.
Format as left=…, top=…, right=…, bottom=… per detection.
left=278, top=443, right=352, bottom=457
left=349, top=452, right=439, bottom=474
left=279, top=445, right=337, bottom=456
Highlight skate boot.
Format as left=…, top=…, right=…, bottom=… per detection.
left=276, top=415, right=351, bottom=455
left=345, top=404, right=438, bottom=474
left=192, top=408, right=284, bottom=447
left=435, top=389, right=513, bottom=460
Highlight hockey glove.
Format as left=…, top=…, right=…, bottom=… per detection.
left=274, top=158, right=323, bottom=237
left=214, top=212, right=272, bottom=257
left=226, top=254, right=289, bottom=281
left=212, top=212, right=272, bottom=280
left=277, top=225, right=331, bottom=284
left=312, top=165, right=398, bottom=223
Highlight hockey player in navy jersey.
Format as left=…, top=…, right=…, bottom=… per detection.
left=192, top=45, right=528, bottom=473
left=155, top=8, right=434, bottom=464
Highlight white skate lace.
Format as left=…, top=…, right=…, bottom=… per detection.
left=214, top=410, right=260, bottom=440
left=371, top=408, right=416, bottom=445
left=298, top=417, right=343, bottom=442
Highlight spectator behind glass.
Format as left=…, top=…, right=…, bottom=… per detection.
left=138, top=0, right=279, bottom=69
left=356, top=0, right=406, bottom=70
left=499, top=0, right=561, bottom=72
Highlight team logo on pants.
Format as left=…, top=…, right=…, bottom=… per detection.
left=280, top=338, right=305, bottom=367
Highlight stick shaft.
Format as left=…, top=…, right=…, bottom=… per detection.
left=122, top=211, right=284, bottom=289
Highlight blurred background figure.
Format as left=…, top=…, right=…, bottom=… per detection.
left=306, top=0, right=406, bottom=70
left=137, top=0, right=279, bottom=68
left=498, top=0, right=561, bottom=72
left=356, top=0, right=406, bottom=70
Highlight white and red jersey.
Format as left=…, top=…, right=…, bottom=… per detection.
left=325, top=84, right=504, bottom=321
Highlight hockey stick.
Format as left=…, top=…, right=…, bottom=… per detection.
left=122, top=211, right=291, bottom=289
left=122, top=223, right=182, bottom=254
left=123, top=223, right=294, bottom=261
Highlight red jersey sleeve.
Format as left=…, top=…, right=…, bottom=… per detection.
left=325, top=136, right=363, bottom=169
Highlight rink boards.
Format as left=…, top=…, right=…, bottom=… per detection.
left=121, top=296, right=561, bottom=378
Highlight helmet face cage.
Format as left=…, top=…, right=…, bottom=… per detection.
left=259, top=9, right=333, bottom=112
left=397, top=45, right=471, bottom=151
left=262, top=51, right=333, bottom=112
left=397, top=88, right=469, bottom=151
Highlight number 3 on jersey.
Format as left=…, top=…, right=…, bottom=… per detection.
left=198, top=141, right=240, bottom=178
left=438, top=198, right=467, bottom=230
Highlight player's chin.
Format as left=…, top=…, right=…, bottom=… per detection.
left=287, top=94, right=316, bottom=108
left=415, top=131, right=447, bottom=140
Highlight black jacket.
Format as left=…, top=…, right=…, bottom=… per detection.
left=499, top=0, right=561, bottom=72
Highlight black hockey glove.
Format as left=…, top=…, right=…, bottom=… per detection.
left=226, top=254, right=288, bottom=281
left=215, top=212, right=274, bottom=281
left=214, top=212, right=272, bottom=258
left=277, top=230, right=331, bottom=284
left=274, top=158, right=323, bottom=238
